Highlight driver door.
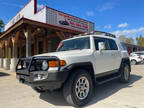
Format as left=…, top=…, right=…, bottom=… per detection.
left=93, top=37, right=113, bottom=74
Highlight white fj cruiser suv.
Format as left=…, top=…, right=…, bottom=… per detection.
left=16, top=31, right=131, bottom=107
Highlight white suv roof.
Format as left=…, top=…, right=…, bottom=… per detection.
left=63, top=31, right=116, bottom=41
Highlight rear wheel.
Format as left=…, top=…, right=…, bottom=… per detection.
left=63, top=69, right=93, bottom=107
left=120, top=64, right=130, bottom=83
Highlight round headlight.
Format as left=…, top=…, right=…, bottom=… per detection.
left=42, top=60, right=48, bottom=71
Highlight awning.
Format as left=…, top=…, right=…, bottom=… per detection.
left=0, top=18, right=83, bottom=40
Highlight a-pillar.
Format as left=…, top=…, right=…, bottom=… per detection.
left=3, top=41, right=10, bottom=70
left=10, top=36, right=19, bottom=72
left=24, top=26, right=32, bottom=57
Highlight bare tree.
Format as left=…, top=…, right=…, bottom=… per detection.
left=119, top=35, right=134, bottom=44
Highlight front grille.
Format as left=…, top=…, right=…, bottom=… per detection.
left=29, top=59, right=43, bottom=72
left=16, top=56, right=61, bottom=74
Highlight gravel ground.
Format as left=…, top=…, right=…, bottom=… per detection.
left=0, top=65, right=144, bottom=108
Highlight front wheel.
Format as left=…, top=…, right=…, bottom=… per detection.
left=63, top=69, right=93, bottom=107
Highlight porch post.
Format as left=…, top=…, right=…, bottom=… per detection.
left=0, top=42, right=1, bottom=58
left=0, top=42, right=3, bottom=68
left=45, top=38, right=48, bottom=52
left=43, top=37, right=47, bottom=53
left=3, top=41, right=10, bottom=70
left=24, top=26, right=32, bottom=57
left=19, top=39, right=23, bottom=58
left=12, top=32, right=20, bottom=58
left=5, top=41, right=8, bottom=58
left=10, top=34, right=19, bottom=71
left=34, top=37, right=37, bottom=55
left=48, top=40, right=52, bottom=52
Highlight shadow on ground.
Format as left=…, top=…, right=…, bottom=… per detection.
left=39, top=74, right=142, bottom=107
left=0, top=72, right=10, bottom=77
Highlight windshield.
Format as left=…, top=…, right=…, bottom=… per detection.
left=57, top=37, right=90, bottom=51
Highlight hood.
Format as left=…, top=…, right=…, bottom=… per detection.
left=35, top=49, right=92, bottom=58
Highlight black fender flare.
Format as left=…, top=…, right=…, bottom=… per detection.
left=119, top=57, right=131, bottom=72
left=63, top=62, right=95, bottom=82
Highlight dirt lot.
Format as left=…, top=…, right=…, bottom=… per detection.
left=0, top=65, right=144, bottom=108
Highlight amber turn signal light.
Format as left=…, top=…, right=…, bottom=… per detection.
left=48, top=60, right=66, bottom=67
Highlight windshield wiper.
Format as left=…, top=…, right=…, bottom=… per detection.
left=57, top=48, right=83, bottom=52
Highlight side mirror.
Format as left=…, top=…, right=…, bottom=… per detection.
left=98, top=42, right=105, bottom=51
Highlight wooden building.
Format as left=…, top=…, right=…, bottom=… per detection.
left=0, top=0, right=94, bottom=71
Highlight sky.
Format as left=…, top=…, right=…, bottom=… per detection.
left=0, top=0, right=144, bottom=42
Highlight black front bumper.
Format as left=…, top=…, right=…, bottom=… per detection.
left=16, top=56, right=69, bottom=91
left=16, top=70, right=69, bottom=90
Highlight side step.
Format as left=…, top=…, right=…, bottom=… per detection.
left=95, top=71, right=121, bottom=85
left=96, top=75, right=121, bottom=85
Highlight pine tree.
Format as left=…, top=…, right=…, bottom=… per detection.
left=0, top=19, right=4, bottom=34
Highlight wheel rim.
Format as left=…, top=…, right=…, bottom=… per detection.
left=75, top=76, right=90, bottom=100
left=131, top=60, right=136, bottom=65
left=124, top=66, right=129, bottom=80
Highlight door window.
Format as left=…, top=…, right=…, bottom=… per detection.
left=107, top=39, right=118, bottom=50
left=94, top=37, right=110, bottom=50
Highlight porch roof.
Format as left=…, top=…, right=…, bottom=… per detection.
left=0, top=18, right=84, bottom=40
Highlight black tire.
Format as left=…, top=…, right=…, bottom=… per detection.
left=120, top=63, right=130, bottom=83
left=63, top=69, right=93, bottom=107
left=131, top=60, right=137, bottom=65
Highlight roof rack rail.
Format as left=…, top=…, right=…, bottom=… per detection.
left=76, top=31, right=116, bottom=38
left=93, top=31, right=116, bottom=38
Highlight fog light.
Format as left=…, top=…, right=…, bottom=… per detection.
left=34, top=73, right=48, bottom=81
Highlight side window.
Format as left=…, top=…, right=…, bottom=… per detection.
left=108, top=39, right=118, bottom=50
left=120, top=42, right=127, bottom=51
left=94, top=37, right=110, bottom=50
